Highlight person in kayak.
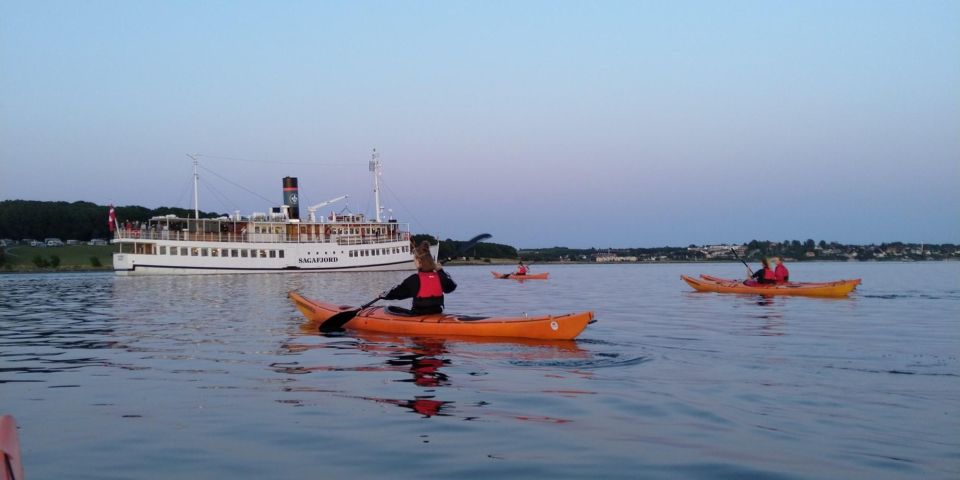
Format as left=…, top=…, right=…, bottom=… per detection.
left=381, top=241, right=457, bottom=315
left=746, top=257, right=776, bottom=285
left=514, top=261, right=528, bottom=276
left=774, top=257, right=790, bottom=284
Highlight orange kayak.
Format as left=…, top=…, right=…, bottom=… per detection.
left=491, top=271, right=549, bottom=280
left=1, top=415, right=24, bottom=480
left=289, top=291, right=592, bottom=340
left=682, top=274, right=861, bottom=297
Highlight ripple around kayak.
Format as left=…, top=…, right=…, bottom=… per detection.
left=288, top=291, right=594, bottom=340
left=681, top=274, right=862, bottom=297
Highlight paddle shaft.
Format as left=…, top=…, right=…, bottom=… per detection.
left=731, top=248, right=753, bottom=275
left=319, top=233, right=491, bottom=333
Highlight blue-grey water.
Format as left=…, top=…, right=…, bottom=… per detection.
left=1, top=262, right=958, bottom=479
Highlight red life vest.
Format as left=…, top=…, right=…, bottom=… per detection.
left=416, top=272, right=443, bottom=298
left=775, top=264, right=789, bottom=283
left=517, top=265, right=527, bottom=275
left=763, top=268, right=776, bottom=281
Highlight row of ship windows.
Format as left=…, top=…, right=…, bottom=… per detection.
left=158, top=246, right=285, bottom=258
left=349, top=245, right=410, bottom=257
left=147, top=245, right=411, bottom=258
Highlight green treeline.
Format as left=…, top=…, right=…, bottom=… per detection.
left=0, top=200, right=225, bottom=241
left=519, top=240, right=958, bottom=262
left=411, top=234, right=518, bottom=260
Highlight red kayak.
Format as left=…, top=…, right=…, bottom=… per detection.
left=491, top=271, right=549, bottom=280
left=1, top=415, right=23, bottom=480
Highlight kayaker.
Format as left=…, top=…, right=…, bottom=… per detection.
left=514, top=261, right=528, bottom=276
left=774, top=257, right=790, bottom=284
left=381, top=241, right=457, bottom=315
left=746, top=257, right=776, bottom=285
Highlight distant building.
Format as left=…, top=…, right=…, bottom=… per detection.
left=594, top=252, right=637, bottom=262
left=688, top=244, right=746, bottom=259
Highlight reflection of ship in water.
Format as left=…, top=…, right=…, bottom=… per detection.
left=278, top=330, right=595, bottom=419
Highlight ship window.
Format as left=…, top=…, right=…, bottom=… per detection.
left=231, top=249, right=238, bottom=257
left=241, top=250, right=248, bottom=258
left=279, top=250, right=284, bottom=258
left=159, top=246, right=166, bottom=255
left=201, top=248, right=209, bottom=257
left=191, top=248, right=198, bottom=256
left=259, top=250, right=266, bottom=258
left=170, top=247, right=177, bottom=256
left=181, top=247, right=188, bottom=256
left=269, top=250, right=276, bottom=258
left=211, top=249, right=219, bottom=257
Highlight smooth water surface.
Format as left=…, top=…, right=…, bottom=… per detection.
left=2, top=263, right=958, bottom=479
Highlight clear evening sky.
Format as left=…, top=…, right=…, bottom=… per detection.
left=1, top=1, right=957, bottom=248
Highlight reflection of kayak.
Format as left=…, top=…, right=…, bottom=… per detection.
left=289, top=292, right=593, bottom=340
left=681, top=275, right=861, bottom=297
left=1, top=415, right=24, bottom=480
left=491, top=271, right=549, bottom=280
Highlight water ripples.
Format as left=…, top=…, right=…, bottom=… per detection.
left=2, top=263, right=959, bottom=479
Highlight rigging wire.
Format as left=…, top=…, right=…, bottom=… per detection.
left=199, top=178, right=238, bottom=215
left=195, top=154, right=361, bottom=167
left=197, top=164, right=275, bottom=206
left=379, top=177, right=432, bottom=235
left=172, top=174, right=194, bottom=210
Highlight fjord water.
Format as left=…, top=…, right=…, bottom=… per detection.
left=2, top=262, right=958, bottom=479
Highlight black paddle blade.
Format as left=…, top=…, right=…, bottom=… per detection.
left=318, top=308, right=361, bottom=333
left=440, top=233, right=492, bottom=264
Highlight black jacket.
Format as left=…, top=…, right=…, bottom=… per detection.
left=383, top=269, right=457, bottom=314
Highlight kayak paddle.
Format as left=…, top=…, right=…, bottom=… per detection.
left=730, top=247, right=753, bottom=275
left=319, top=233, right=492, bottom=333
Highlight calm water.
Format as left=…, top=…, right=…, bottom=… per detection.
left=1, top=263, right=958, bottom=479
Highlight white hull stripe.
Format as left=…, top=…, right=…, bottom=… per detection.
left=115, top=259, right=413, bottom=272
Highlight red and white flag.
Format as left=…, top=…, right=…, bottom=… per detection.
left=108, top=205, right=116, bottom=232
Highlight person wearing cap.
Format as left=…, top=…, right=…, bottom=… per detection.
left=382, top=241, right=457, bottom=315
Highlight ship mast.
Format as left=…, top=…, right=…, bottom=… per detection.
left=370, top=149, right=382, bottom=222
left=188, top=154, right=200, bottom=219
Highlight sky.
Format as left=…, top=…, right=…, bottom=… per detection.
left=1, top=0, right=958, bottom=248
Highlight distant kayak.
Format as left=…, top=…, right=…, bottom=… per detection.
left=491, top=271, right=549, bottom=280
left=682, top=274, right=861, bottom=297
left=1, top=415, right=24, bottom=480
left=289, top=291, right=592, bottom=340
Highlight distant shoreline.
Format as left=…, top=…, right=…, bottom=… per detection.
left=5, top=258, right=956, bottom=275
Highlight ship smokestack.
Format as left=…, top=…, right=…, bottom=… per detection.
left=283, top=177, right=299, bottom=219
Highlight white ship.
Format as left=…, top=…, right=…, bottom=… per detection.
left=112, top=151, right=436, bottom=275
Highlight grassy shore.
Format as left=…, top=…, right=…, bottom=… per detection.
left=1, top=245, right=115, bottom=272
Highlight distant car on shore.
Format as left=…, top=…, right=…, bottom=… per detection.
left=0, top=239, right=13, bottom=247
left=45, top=238, right=64, bottom=247
left=66, top=239, right=81, bottom=245
left=88, top=238, right=108, bottom=246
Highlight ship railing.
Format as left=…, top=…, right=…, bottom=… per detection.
left=114, top=229, right=412, bottom=245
